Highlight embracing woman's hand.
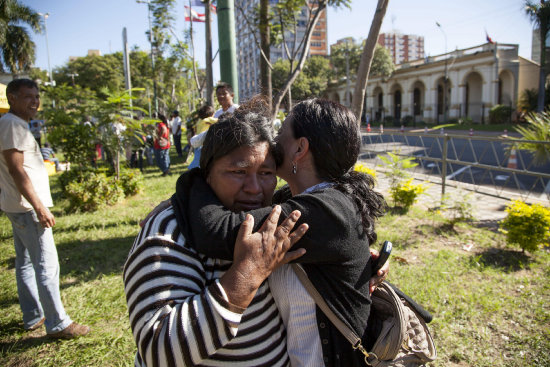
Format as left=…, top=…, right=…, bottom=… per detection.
left=220, top=205, right=308, bottom=308
left=369, top=248, right=390, bottom=295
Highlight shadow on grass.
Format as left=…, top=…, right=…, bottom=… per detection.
left=469, top=247, right=531, bottom=272
left=54, top=219, right=141, bottom=234
left=472, top=219, right=501, bottom=232
left=387, top=207, right=410, bottom=216
left=56, top=235, right=134, bottom=283
left=0, top=332, right=59, bottom=363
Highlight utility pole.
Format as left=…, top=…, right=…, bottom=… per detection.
left=217, top=0, right=239, bottom=101
left=205, top=0, right=214, bottom=105
left=122, top=27, right=132, bottom=107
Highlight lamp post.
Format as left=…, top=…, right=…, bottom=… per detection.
left=137, top=0, right=158, bottom=115
left=436, top=22, right=448, bottom=123
left=67, top=73, right=78, bottom=86
left=38, top=12, right=54, bottom=86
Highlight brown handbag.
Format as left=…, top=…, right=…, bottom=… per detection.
left=291, top=264, right=437, bottom=366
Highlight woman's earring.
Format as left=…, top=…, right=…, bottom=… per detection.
left=292, top=162, right=297, bottom=174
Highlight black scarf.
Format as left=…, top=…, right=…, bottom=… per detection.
left=170, top=167, right=210, bottom=250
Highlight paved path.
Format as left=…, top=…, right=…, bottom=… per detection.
left=364, top=166, right=511, bottom=223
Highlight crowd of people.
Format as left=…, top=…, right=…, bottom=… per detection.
left=1, top=78, right=410, bottom=366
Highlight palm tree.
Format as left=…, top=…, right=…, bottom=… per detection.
left=0, top=0, right=41, bottom=76
left=514, top=110, right=550, bottom=166
left=525, top=0, right=550, bottom=112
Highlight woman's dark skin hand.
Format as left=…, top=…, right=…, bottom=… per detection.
left=220, top=205, right=308, bottom=308
left=369, top=248, right=390, bottom=295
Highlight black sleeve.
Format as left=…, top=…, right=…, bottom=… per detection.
left=184, top=175, right=353, bottom=263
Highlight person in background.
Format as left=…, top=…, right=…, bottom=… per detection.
left=153, top=113, right=171, bottom=176
left=29, top=119, right=43, bottom=148
left=170, top=110, right=184, bottom=158
left=40, top=142, right=60, bottom=172
left=214, top=82, right=239, bottom=118
left=187, top=105, right=216, bottom=170
left=0, top=78, right=89, bottom=339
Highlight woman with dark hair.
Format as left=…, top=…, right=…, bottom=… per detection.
left=179, top=98, right=387, bottom=366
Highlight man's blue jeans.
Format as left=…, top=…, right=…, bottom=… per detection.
left=154, top=148, right=170, bottom=173
left=6, top=211, right=72, bottom=333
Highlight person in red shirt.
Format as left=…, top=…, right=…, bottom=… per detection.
left=153, top=114, right=171, bottom=176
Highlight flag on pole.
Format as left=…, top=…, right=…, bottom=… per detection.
left=187, top=1, right=217, bottom=14
left=184, top=6, right=206, bottom=22
left=485, top=30, right=495, bottom=44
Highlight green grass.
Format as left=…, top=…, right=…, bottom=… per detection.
left=1, top=147, right=549, bottom=366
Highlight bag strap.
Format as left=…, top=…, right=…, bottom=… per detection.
left=290, top=264, right=373, bottom=362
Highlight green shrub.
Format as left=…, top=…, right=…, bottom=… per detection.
left=458, top=116, right=473, bottom=124
left=401, top=115, right=414, bottom=126
left=383, top=115, right=395, bottom=126
left=499, top=200, right=550, bottom=252
left=390, top=178, right=428, bottom=211
left=119, top=169, right=144, bottom=196
left=489, top=104, right=513, bottom=124
left=64, top=171, right=124, bottom=212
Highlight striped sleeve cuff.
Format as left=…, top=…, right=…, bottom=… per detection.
left=207, top=280, right=245, bottom=334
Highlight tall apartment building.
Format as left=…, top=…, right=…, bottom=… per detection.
left=377, top=32, right=424, bottom=65
left=236, top=0, right=328, bottom=100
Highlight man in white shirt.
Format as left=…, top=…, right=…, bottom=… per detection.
left=0, top=79, right=89, bottom=339
left=170, top=110, right=184, bottom=157
left=213, top=82, right=239, bottom=118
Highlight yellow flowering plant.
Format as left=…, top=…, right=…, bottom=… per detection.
left=499, top=200, right=550, bottom=252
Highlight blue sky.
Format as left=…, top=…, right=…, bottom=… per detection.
left=22, top=0, right=533, bottom=81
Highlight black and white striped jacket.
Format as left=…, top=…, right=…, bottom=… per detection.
left=123, top=206, right=290, bottom=367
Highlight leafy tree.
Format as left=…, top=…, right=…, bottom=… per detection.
left=54, top=54, right=124, bottom=96
left=525, top=0, right=550, bottom=112
left=40, top=84, right=99, bottom=167
left=50, top=47, right=196, bottom=118
left=272, top=56, right=331, bottom=106
left=331, top=41, right=394, bottom=80
left=370, top=44, right=394, bottom=77
left=0, top=0, right=41, bottom=75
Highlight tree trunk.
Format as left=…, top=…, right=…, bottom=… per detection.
left=351, top=0, right=389, bottom=120
left=259, top=0, right=272, bottom=110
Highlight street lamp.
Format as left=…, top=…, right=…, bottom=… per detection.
left=137, top=0, right=158, bottom=115
left=67, top=73, right=79, bottom=86
left=436, top=22, right=448, bottom=123
left=38, top=12, right=55, bottom=86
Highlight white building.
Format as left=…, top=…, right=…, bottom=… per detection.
left=326, top=43, right=539, bottom=124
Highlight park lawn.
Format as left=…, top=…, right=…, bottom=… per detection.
left=0, top=148, right=549, bottom=367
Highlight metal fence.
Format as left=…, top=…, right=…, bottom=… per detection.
left=360, top=131, right=550, bottom=204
